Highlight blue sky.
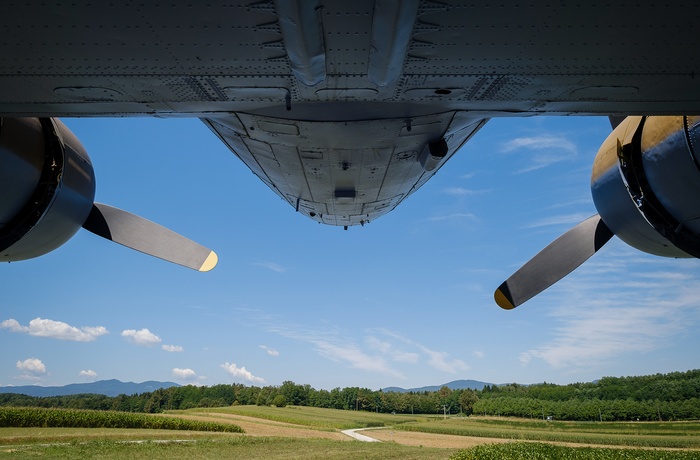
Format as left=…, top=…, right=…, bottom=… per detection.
left=2, top=115, right=699, bottom=390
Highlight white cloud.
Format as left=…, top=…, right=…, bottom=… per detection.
left=16, top=358, right=46, bottom=374
left=501, top=136, right=576, bottom=153
left=365, top=336, right=419, bottom=363
left=121, top=328, right=161, bottom=346
left=418, top=345, right=470, bottom=374
left=427, top=213, right=478, bottom=223
left=1, top=319, right=23, bottom=332
left=501, top=135, right=577, bottom=173
left=1, top=317, right=108, bottom=342
left=519, top=304, right=678, bottom=368
left=254, top=262, right=287, bottom=273
left=259, top=345, right=279, bottom=356
left=172, top=368, right=197, bottom=380
left=372, top=328, right=469, bottom=373
left=264, top=323, right=406, bottom=378
left=519, top=249, right=700, bottom=372
left=162, top=344, right=184, bottom=352
left=314, top=340, right=403, bottom=378
left=473, top=351, right=485, bottom=359
left=442, top=187, right=491, bottom=196
left=264, top=322, right=468, bottom=379
left=79, top=369, right=97, bottom=378
left=221, top=362, right=265, bottom=384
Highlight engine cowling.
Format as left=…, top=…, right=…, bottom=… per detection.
left=495, top=115, right=700, bottom=310
left=591, top=116, right=700, bottom=259
left=0, top=117, right=95, bottom=262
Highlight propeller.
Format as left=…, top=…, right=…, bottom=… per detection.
left=82, top=203, right=218, bottom=272
left=494, top=214, right=613, bottom=310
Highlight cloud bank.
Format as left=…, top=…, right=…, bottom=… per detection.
left=1, top=318, right=108, bottom=342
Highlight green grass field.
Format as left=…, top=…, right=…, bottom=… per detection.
left=2, top=406, right=700, bottom=459
left=176, top=404, right=422, bottom=430
left=0, top=431, right=451, bottom=459
left=395, top=416, right=700, bottom=449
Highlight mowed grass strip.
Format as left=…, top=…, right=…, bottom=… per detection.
left=474, top=417, right=700, bottom=435
left=0, top=427, right=236, bottom=445
left=180, top=405, right=422, bottom=430
left=396, top=417, right=700, bottom=449
left=0, top=435, right=456, bottom=460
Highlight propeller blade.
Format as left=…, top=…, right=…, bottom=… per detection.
left=82, top=202, right=218, bottom=272
left=494, top=214, right=613, bottom=310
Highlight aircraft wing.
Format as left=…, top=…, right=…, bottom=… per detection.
left=2, top=1, right=700, bottom=267
left=2, top=1, right=699, bottom=118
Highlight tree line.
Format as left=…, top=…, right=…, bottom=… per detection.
left=0, top=382, right=478, bottom=416
left=1, top=369, right=699, bottom=421
left=474, top=369, right=700, bottom=421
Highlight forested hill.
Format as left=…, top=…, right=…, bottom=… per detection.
left=383, top=379, right=491, bottom=393
left=0, top=369, right=699, bottom=421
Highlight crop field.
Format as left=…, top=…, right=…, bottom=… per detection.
left=0, top=407, right=243, bottom=432
left=1, top=406, right=700, bottom=459
left=394, top=416, right=700, bottom=449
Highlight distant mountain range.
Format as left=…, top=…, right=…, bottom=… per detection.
left=382, top=379, right=493, bottom=393
left=0, top=379, right=180, bottom=397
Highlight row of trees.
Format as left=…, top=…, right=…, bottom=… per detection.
left=2, top=369, right=699, bottom=421
left=481, top=370, right=700, bottom=403
left=474, top=396, right=700, bottom=421
left=0, top=382, right=479, bottom=416
left=114, top=382, right=479, bottom=416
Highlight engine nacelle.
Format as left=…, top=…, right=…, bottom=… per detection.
left=591, top=116, right=700, bottom=258
left=0, top=118, right=95, bottom=262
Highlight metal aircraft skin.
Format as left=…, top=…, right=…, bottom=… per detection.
left=1, top=1, right=700, bottom=306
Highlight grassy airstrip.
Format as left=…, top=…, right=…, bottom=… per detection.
left=1, top=405, right=700, bottom=459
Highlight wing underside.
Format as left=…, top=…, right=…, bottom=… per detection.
left=3, top=1, right=700, bottom=227
left=1, top=1, right=699, bottom=118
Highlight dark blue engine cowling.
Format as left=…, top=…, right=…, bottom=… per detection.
left=591, top=116, right=700, bottom=258
left=0, top=118, right=96, bottom=262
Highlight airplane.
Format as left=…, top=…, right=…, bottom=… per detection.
left=1, top=1, right=699, bottom=307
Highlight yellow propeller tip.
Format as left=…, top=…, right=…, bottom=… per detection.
left=494, top=288, right=516, bottom=310
left=198, top=251, right=218, bottom=272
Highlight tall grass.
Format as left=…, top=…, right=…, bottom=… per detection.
left=450, top=442, right=700, bottom=460
left=0, top=407, right=243, bottom=433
